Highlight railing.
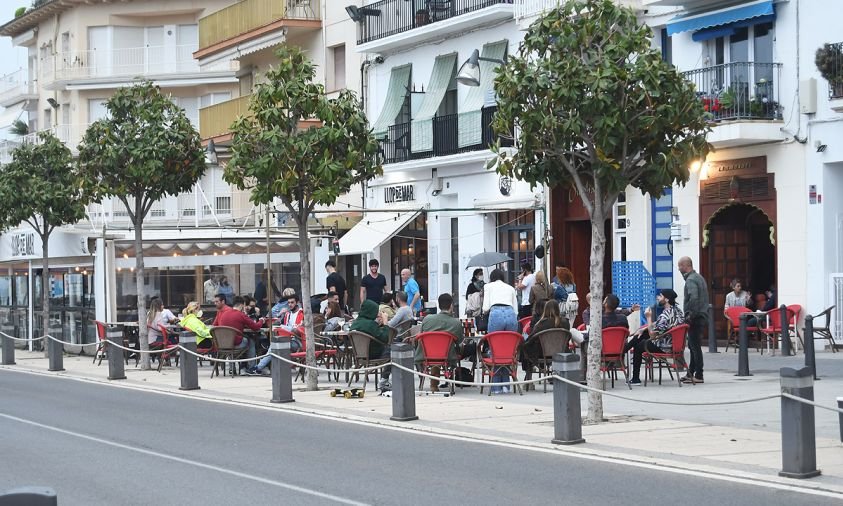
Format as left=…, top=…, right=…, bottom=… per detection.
left=198, top=0, right=321, bottom=50
left=0, top=124, right=88, bottom=164
left=822, top=42, right=843, bottom=99
left=86, top=188, right=248, bottom=226
left=0, top=69, right=35, bottom=103
left=379, top=106, right=512, bottom=164
left=682, top=62, right=782, bottom=121
left=358, top=0, right=511, bottom=45
left=199, top=95, right=252, bottom=139
left=42, top=45, right=199, bottom=83
left=513, top=0, right=562, bottom=20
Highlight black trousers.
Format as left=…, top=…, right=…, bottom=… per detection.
left=623, top=334, right=661, bottom=381
left=687, top=316, right=706, bottom=378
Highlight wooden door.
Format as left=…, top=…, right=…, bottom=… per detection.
left=708, top=224, right=751, bottom=338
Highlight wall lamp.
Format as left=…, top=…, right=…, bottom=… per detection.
left=47, top=97, right=60, bottom=108
left=345, top=5, right=381, bottom=22
left=815, top=140, right=827, bottom=153
left=455, top=49, right=505, bottom=87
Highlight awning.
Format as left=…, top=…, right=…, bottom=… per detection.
left=691, top=14, right=775, bottom=42
left=0, top=103, right=24, bottom=129
left=458, top=40, right=507, bottom=148
left=371, top=65, right=412, bottom=137
left=666, top=0, right=774, bottom=36
left=411, top=53, right=457, bottom=152
left=337, top=210, right=421, bottom=256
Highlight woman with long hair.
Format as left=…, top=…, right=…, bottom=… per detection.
left=466, top=268, right=485, bottom=298
left=522, top=302, right=570, bottom=384
left=146, top=297, right=177, bottom=344
left=529, top=271, right=553, bottom=307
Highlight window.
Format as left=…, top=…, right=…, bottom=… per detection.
left=215, top=196, right=231, bottom=215
left=497, top=210, right=535, bottom=284
left=651, top=189, right=673, bottom=289
left=61, top=103, right=70, bottom=126
left=43, top=108, right=52, bottom=128
left=199, top=92, right=232, bottom=108
left=61, top=32, right=70, bottom=54
left=330, top=44, right=346, bottom=90
left=613, top=191, right=627, bottom=261
left=660, top=28, right=672, bottom=64
left=88, top=99, right=108, bottom=122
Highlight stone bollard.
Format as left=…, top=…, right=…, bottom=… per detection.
left=779, top=304, right=792, bottom=356
left=1, top=324, right=15, bottom=365
left=390, top=343, right=418, bottom=422
left=0, top=486, right=57, bottom=505
left=271, top=335, right=294, bottom=404
left=779, top=366, right=821, bottom=479
left=179, top=331, right=200, bottom=391
left=804, top=315, right=817, bottom=380
left=707, top=303, right=718, bottom=353
left=552, top=353, right=585, bottom=445
left=837, top=397, right=843, bottom=444
left=736, top=313, right=752, bottom=377
left=106, top=326, right=126, bottom=380
left=47, top=324, right=64, bottom=372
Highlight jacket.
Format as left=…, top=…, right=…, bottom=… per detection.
left=417, top=311, right=464, bottom=363
left=349, top=299, right=390, bottom=358
left=529, top=281, right=554, bottom=306
left=180, top=313, right=211, bottom=344
left=682, top=270, right=709, bottom=321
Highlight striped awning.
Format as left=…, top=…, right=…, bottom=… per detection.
left=411, top=53, right=457, bottom=152
left=458, top=40, right=507, bottom=148
left=666, top=0, right=774, bottom=36
left=371, top=65, right=411, bottom=137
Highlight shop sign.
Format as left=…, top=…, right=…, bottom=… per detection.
left=10, top=232, right=34, bottom=258
left=707, top=156, right=766, bottom=178
left=384, top=184, right=415, bottom=203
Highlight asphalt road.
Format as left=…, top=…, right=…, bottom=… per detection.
left=0, top=369, right=837, bottom=506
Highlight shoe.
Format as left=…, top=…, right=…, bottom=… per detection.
left=628, top=378, right=642, bottom=386
left=680, top=376, right=695, bottom=384
left=693, top=377, right=704, bottom=384
left=259, top=368, right=271, bottom=376
left=502, top=386, right=511, bottom=394
left=243, top=367, right=258, bottom=376
left=377, top=378, right=390, bottom=390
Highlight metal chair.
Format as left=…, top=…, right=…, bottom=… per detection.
left=600, top=326, right=630, bottom=389
left=416, top=331, right=458, bottom=395
left=476, top=331, right=523, bottom=395
left=521, top=327, right=571, bottom=392
left=724, top=306, right=760, bottom=353
left=807, top=305, right=836, bottom=352
left=643, top=324, right=689, bottom=387
left=347, top=330, right=391, bottom=391
left=209, top=326, right=248, bottom=378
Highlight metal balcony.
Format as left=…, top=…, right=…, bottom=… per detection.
left=41, top=45, right=199, bottom=84
left=682, top=62, right=782, bottom=121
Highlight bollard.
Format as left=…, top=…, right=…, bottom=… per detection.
left=804, top=315, right=817, bottom=380
left=179, top=331, right=200, bottom=391
left=779, top=304, right=792, bottom=356
left=106, top=326, right=126, bottom=380
left=552, top=353, right=585, bottom=445
left=0, top=486, right=57, bottom=505
left=47, top=325, right=64, bottom=372
left=1, top=324, right=15, bottom=365
left=390, top=343, right=418, bottom=422
left=837, top=397, right=843, bottom=444
left=779, top=366, right=821, bottom=479
left=736, top=313, right=752, bottom=377
left=707, top=303, right=718, bottom=353
left=271, top=335, right=294, bottom=404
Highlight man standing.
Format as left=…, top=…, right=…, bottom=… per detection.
left=678, top=256, right=709, bottom=384
left=325, top=260, right=348, bottom=310
left=516, top=263, right=535, bottom=319
left=400, top=268, right=422, bottom=315
left=359, top=259, right=387, bottom=306
left=203, top=274, right=219, bottom=303
left=255, top=268, right=281, bottom=316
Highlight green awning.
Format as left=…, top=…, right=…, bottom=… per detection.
left=411, top=53, right=457, bottom=153
left=458, top=40, right=507, bottom=148
left=371, top=65, right=411, bottom=137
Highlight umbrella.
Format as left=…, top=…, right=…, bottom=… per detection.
left=465, top=251, right=512, bottom=269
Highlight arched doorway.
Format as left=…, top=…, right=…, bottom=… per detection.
left=704, top=202, right=775, bottom=337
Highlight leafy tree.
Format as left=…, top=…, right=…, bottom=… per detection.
left=225, top=46, right=381, bottom=390
left=492, top=0, right=710, bottom=421
left=77, top=82, right=206, bottom=368
left=9, top=119, right=28, bottom=136
left=0, top=132, right=91, bottom=350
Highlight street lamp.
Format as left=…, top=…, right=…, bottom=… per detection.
left=455, top=49, right=505, bottom=87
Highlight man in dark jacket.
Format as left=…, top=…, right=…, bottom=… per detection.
left=679, top=256, right=709, bottom=384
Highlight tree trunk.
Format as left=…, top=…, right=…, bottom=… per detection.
left=586, top=205, right=606, bottom=423
left=41, top=232, right=50, bottom=357
left=297, top=216, right=318, bottom=390
left=135, top=200, right=150, bottom=370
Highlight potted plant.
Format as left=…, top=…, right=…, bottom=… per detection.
left=14, top=7, right=25, bottom=17
left=816, top=43, right=843, bottom=97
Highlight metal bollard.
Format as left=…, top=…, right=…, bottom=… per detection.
left=0, top=486, right=57, bottom=505
left=804, top=315, right=817, bottom=380
left=106, top=326, right=126, bottom=380
left=707, top=303, right=718, bottom=353
left=47, top=325, right=64, bottom=372
left=179, top=331, right=200, bottom=391
left=271, top=335, right=294, bottom=404
left=779, top=366, right=821, bottom=479
left=390, top=343, right=418, bottom=422
left=736, top=313, right=752, bottom=377
left=1, top=324, right=15, bottom=365
left=837, top=397, right=843, bottom=444
left=552, top=353, right=585, bottom=445
left=779, top=304, right=792, bottom=356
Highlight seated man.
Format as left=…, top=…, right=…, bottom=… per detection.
left=213, top=295, right=264, bottom=349
left=351, top=299, right=392, bottom=388
left=385, top=290, right=413, bottom=330
left=245, top=292, right=303, bottom=376
left=622, top=288, right=684, bottom=385
left=581, top=293, right=638, bottom=329
left=320, top=291, right=340, bottom=316
left=414, top=293, right=476, bottom=392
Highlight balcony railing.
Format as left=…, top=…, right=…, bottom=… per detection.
left=41, top=45, right=199, bottom=83
left=358, top=0, right=512, bottom=45
left=198, top=0, right=321, bottom=50
left=0, top=69, right=35, bottom=104
left=379, top=106, right=512, bottom=164
left=682, top=62, right=782, bottom=121
left=822, top=42, right=843, bottom=99
left=199, top=95, right=252, bottom=139
left=513, top=0, right=562, bottom=20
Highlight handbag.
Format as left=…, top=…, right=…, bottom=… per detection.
left=474, top=312, right=489, bottom=332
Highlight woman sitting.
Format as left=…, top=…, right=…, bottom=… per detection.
left=521, top=302, right=570, bottom=384
left=324, top=301, right=346, bottom=332
left=622, top=289, right=684, bottom=385
left=146, top=297, right=178, bottom=345
left=180, top=301, right=213, bottom=349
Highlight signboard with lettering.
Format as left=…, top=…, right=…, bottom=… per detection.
left=707, top=156, right=767, bottom=178
left=10, top=233, right=34, bottom=258
left=384, top=184, right=415, bottom=204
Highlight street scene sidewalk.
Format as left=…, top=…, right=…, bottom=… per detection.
left=4, top=347, right=843, bottom=495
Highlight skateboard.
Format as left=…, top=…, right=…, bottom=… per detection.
left=330, top=388, right=364, bottom=399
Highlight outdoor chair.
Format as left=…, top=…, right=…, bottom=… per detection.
left=521, top=328, right=571, bottom=392
left=93, top=320, right=130, bottom=366
left=476, top=331, right=523, bottom=396
left=806, top=305, right=836, bottom=352
left=759, top=307, right=796, bottom=355
left=347, top=330, right=392, bottom=391
left=148, top=324, right=179, bottom=372
left=724, top=306, right=760, bottom=353
left=291, top=330, right=339, bottom=383
left=786, top=304, right=802, bottom=351
left=416, top=331, right=458, bottom=395
left=209, top=326, right=248, bottom=378
left=518, top=317, right=531, bottom=334
left=600, top=326, right=630, bottom=389
left=643, top=324, right=689, bottom=387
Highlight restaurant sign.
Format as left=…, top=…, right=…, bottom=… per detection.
left=11, top=232, right=34, bottom=258
left=384, top=184, right=415, bottom=203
